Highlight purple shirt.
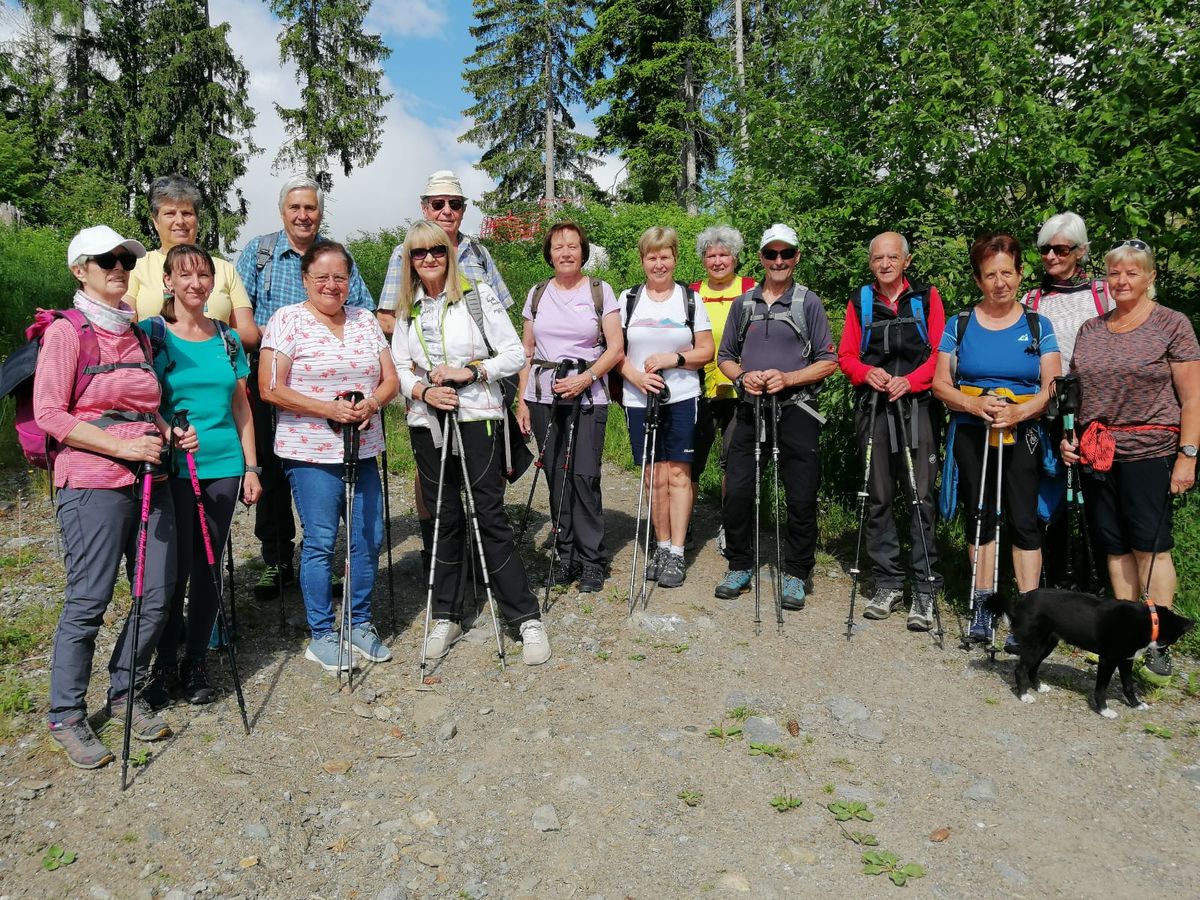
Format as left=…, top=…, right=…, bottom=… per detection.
left=522, top=278, right=619, bottom=404
left=717, top=283, right=837, bottom=375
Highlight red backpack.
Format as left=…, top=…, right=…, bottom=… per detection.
left=0, top=308, right=154, bottom=470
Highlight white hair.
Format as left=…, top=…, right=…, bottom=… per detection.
left=277, top=174, right=324, bottom=214
left=696, top=225, right=744, bottom=259
left=869, top=232, right=910, bottom=256
left=1105, top=242, right=1158, bottom=300
left=1037, top=212, right=1090, bottom=260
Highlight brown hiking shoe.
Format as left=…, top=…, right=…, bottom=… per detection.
left=49, top=713, right=115, bottom=769
left=107, top=694, right=172, bottom=742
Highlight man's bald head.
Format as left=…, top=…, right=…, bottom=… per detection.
left=869, top=232, right=911, bottom=293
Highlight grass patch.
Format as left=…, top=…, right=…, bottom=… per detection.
left=0, top=601, right=61, bottom=666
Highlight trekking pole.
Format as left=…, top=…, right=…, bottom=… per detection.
left=121, top=432, right=160, bottom=791
left=448, top=412, right=506, bottom=670
left=225, top=533, right=237, bottom=644
left=846, top=392, right=879, bottom=640
left=897, top=397, right=944, bottom=647
left=638, top=389, right=664, bottom=612
left=967, top=425, right=992, bottom=646
left=542, top=383, right=583, bottom=613
left=379, top=410, right=397, bottom=632
left=770, top=395, right=784, bottom=630
left=329, top=391, right=364, bottom=691
left=987, top=426, right=1006, bottom=659
left=517, top=360, right=573, bottom=545
left=417, top=404, right=454, bottom=685
left=753, top=394, right=763, bottom=634
left=270, top=406, right=286, bottom=630
left=628, top=396, right=654, bottom=615
left=174, top=411, right=250, bottom=735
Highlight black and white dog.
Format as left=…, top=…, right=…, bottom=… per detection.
left=985, top=590, right=1194, bottom=717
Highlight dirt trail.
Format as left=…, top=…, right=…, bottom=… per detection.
left=0, top=463, right=1198, bottom=899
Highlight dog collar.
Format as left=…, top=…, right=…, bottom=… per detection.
left=1145, top=597, right=1160, bottom=645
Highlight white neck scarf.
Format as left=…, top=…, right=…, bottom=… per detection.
left=73, top=289, right=135, bottom=334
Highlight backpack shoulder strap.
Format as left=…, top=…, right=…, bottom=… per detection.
left=464, top=236, right=489, bottom=271
left=589, top=278, right=605, bottom=317
left=1026, top=288, right=1041, bottom=311
left=679, top=281, right=696, bottom=334
left=463, top=284, right=497, bottom=358
left=255, top=231, right=280, bottom=301
left=955, top=309, right=971, bottom=343
left=529, top=279, right=552, bottom=319
left=621, top=284, right=645, bottom=348
left=213, top=319, right=239, bottom=371
left=791, top=285, right=812, bottom=357
left=857, top=284, right=874, bottom=353
left=909, top=293, right=929, bottom=348
left=733, top=293, right=757, bottom=359
left=57, top=309, right=103, bottom=402
left=1023, top=308, right=1042, bottom=353
left=1090, top=280, right=1108, bottom=316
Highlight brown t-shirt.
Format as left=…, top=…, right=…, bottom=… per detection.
left=1071, top=304, right=1200, bottom=460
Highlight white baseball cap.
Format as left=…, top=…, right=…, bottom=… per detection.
left=67, top=225, right=147, bottom=266
left=759, top=223, right=799, bottom=250
left=422, top=170, right=466, bottom=199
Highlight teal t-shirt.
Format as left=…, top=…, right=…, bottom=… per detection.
left=139, top=321, right=250, bottom=479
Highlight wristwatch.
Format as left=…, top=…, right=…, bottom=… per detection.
left=245, top=465, right=263, bottom=475
left=587, top=369, right=599, bottom=383
left=676, top=352, right=686, bottom=369
left=1179, top=444, right=1198, bottom=458
left=733, top=373, right=746, bottom=394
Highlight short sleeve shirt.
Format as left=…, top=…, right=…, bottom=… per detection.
left=1072, top=304, right=1200, bottom=460
left=620, top=284, right=712, bottom=409
left=521, top=279, right=619, bottom=404
left=260, top=305, right=388, bottom=462
left=694, top=276, right=755, bottom=400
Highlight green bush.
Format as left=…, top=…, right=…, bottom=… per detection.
left=347, top=227, right=408, bottom=301
left=0, top=225, right=75, bottom=356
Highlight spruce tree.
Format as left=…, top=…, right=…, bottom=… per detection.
left=461, top=0, right=597, bottom=208
left=270, top=0, right=391, bottom=193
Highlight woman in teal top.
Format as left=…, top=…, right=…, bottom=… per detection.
left=140, top=244, right=261, bottom=706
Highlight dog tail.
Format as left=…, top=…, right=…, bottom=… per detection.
left=984, top=593, right=1010, bottom=617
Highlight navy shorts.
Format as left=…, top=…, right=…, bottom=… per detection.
left=627, top=397, right=698, bottom=465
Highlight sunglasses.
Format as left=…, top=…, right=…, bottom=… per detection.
left=1112, top=239, right=1151, bottom=253
left=761, top=247, right=798, bottom=261
left=1038, top=243, right=1078, bottom=257
left=410, top=246, right=449, bottom=261
left=426, top=198, right=465, bottom=212
left=91, top=252, right=137, bottom=271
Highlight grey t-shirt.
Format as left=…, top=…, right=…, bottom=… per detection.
left=717, top=283, right=837, bottom=375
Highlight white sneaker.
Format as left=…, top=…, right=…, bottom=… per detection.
left=519, top=619, right=552, bottom=666
left=424, top=620, right=463, bottom=659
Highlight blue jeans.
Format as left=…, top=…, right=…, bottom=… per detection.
left=284, top=458, right=383, bottom=638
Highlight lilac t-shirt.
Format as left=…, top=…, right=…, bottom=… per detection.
left=522, top=279, right=619, bottom=404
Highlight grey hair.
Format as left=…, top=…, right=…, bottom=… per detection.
left=695, top=225, right=744, bottom=259
left=148, top=174, right=201, bottom=217
left=278, top=174, right=325, bottom=214
left=1037, top=212, right=1090, bottom=260
left=868, top=232, right=910, bottom=257
left=1105, top=242, right=1158, bottom=300
left=69, top=254, right=89, bottom=267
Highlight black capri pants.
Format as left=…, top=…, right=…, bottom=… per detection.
left=953, top=421, right=1043, bottom=551
left=1081, top=455, right=1174, bottom=556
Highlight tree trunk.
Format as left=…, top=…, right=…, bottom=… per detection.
left=733, top=0, right=749, bottom=172
left=681, top=14, right=699, bottom=215
left=543, top=15, right=555, bottom=201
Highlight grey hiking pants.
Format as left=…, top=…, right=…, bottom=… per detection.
left=49, top=483, right=176, bottom=724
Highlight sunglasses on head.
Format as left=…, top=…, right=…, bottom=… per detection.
left=761, top=247, right=798, bottom=261
left=426, top=198, right=465, bottom=212
left=1038, top=243, right=1078, bottom=257
left=1112, top=239, right=1151, bottom=253
left=90, top=252, right=137, bottom=271
left=410, top=246, right=449, bottom=261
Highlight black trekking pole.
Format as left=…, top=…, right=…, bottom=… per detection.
left=1055, top=375, right=1090, bottom=590
left=897, top=397, right=944, bottom=648
left=516, top=359, right=573, bottom=545
left=174, top=410, right=250, bottom=734
left=753, top=393, right=763, bottom=634
left=846, top=392, right=879, bottom=640
left=329, top=391, right=364, bottom=691
left=225, top=533, right=237, bottom=644
left=770, top=395, right=784, bottom=630
left=121, top=431, right=161, bottom=791
left=379, top=409, right=397, bottom=632
left=542, top=377, right=584, bottom=613
left=270, top=405, right=286, bottom=629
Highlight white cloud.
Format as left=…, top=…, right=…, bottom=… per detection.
left=366, top=0, right=450, bottom=40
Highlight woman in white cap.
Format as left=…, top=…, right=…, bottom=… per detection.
left=35, top=225, right=197, bottom=769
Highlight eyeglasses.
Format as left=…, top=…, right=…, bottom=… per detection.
left=1038, top=243, right=1078, bottom=257
left=1112, top=239, right=1151, bottom=253
left=426, top=198, right=465, bottom=212
left=90, top=252, right=137, bottom=271
left=309, top=274, right=349, bottom=288
left=410, top=246, right=449, bottom=261
left=761, top=247, right=798, bottom=261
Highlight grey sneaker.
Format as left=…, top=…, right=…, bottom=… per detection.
left=646, top=547, right=669, bottom=581
left=658, top=552, right=686, bottom=588
left=49, top=713, right=115, bottom=769
left=863, top=587, right=904, bottom=620
left=106, top=694, right=171, bottom=742
left=349, top=623, right=392, bottom=662
left=304, top=632, right=353, bottom=672
left=907, top=592, right=935, bottom=632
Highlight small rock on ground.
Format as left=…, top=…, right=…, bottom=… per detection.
left=717, top=872, right=751, bottom=892
left=963, top=778, right=997, bottom=802
left=437, top=721, right=458, bottom=742
left=532, top=804, right=561, bottom=832
left=826, top=698, right=870, bottom=724
left=743, top=716, right=783, bottom=744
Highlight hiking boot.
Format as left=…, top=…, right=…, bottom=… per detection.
left=107, top=694, right=171, bottom=742
left=714, top=569, right=752, bottom=599
left=658, top=553, right=686, bottom=588
left=350, top=622, right=392, bottom=662
left=716, top=524, right=727, bottom=559
left=781, top=574, right=807, bottom=610
left=579, top=563, right=605, bottom=593
left=646, top=547, right=669, bottom=581
left=49, top=713, right=115, bottom=769
left=1003, top=633, right=1020, bottom=655
left=907, top=592, right=935, bottom=631
left=424, top=620, right=463, bottom=659
left=179, top=657, right=218, bottom=705
left=254, top=563, right=294, bottom=599
left=968, top=597, right=994, bottom=643
left=863, top=587, right=904, bottom=620
left=545, top=560, right=580, bottom=588
left=304, top=632, right=352, bottom=672
left=519, top=619, right=552, bottom=666
left=1144, top=645, right=1173, bottom=678
left=141, top=660, right=179, bottom=710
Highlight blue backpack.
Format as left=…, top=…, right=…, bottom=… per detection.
left=858, top=284, right=929, bottom=353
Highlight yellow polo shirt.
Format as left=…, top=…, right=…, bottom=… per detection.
left=694, top=276, right=755, bottom=400
left=129, top=249, right=252, bottom=323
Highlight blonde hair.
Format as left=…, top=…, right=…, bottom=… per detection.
left=638, top=226, right=678, bottom=259
left=1105, top=241, right=1158, bottom=300
left=396, top=221, right=464, bottom=318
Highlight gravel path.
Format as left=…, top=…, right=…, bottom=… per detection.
left=0, top=463, right=1198, bottom=899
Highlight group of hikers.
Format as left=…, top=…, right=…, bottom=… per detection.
left=22, top=168, right=1198, bottom=774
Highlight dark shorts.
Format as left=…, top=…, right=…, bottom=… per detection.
left=627, top=397, right=698, bottom=466
left=952, top=422, right=1043, bottom=551
left=692, top=397, right=738, bottom=480
left=1082, top=455, right=1174, bottom=555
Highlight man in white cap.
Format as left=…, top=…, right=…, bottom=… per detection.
left=375, top=169, right=514, bottom=336
left=712, top=224, right=837, bottom=611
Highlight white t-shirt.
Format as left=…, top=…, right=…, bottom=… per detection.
left=620, top=284, right=712, bottom=409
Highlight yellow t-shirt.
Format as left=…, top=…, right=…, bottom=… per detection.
left=129, top=249, right=252, bottom=323
left=695, top=276, right=755, bottom=399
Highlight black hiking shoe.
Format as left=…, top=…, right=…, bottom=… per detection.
left=179, top=657, right=218, bottom=705
left=141, top=660, right=179, bottom=710
left=579, top=563, right=605, bottom=593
